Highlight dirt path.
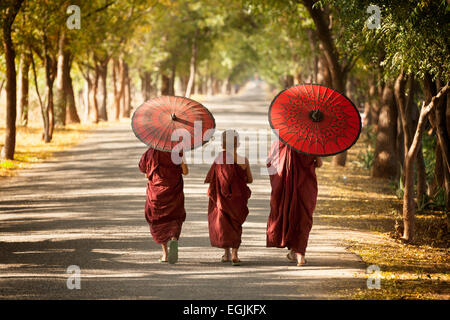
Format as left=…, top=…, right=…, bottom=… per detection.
left=0, top=82, right=366, bottom=299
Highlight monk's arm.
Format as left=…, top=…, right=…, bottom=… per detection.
left=204, top=163, right=215, bottom=183
left=314, top=157, right=323, bottom=168
left=138, top=152, right=147, bottom=176
left=245, top=158, right=253, bottom=183
left=181, top=161, right=189, bottom=175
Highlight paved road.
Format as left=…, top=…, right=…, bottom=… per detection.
left=0, top=82, right=366, bottom=299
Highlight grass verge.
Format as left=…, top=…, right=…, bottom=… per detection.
left=0, top=121, right=118, bottom=177
left=317, top=131, right=449, bottom=299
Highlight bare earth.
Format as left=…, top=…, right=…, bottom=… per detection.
left=0, top=82, right=366, bottom=299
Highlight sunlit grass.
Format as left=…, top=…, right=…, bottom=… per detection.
left=343, top=239, right=450, bottom=299
left=320, top=133, right=449, bottom=299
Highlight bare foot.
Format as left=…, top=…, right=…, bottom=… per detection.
left=231, top=248, right=240, bottom=264
left=296, top=253, right=307, bottom=266
left=161, top=243, right=168, bottom=262
left=222, top=248, right=231, bottom=262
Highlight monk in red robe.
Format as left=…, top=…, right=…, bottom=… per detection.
left=266, top=140, right=322, bottom=266
left=204, top=130, right=253, bottom=266
left=139, top=148, right=188, bottom=264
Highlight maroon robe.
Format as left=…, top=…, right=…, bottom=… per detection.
left=139, top=148, right=186, bottom=244
left=266, top=141, right=318, bottom=255
left=205, top=151, right=251, bottom=249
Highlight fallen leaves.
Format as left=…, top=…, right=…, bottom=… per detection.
left=318, top=136, right=449, bottom=299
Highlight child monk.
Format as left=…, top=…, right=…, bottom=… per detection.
left=266, top=140, right=322, bottom=266
left=139, top=148, right=188, bottom=264
left=204, top=130, right=253, bottom=266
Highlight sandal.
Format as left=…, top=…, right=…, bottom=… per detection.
left=231, top=259, right=241, bottom=266
left=221, top=255, right=231, bottom=263
left=167, top=240, right=178, bottom=264
left=297, top=259, right=308, bottom=266
left=286, top=253, right=296, bottom=262
left=158, top=257, right=168, bottom=263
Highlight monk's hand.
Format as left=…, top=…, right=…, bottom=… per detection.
left=314, top=157, right=323, bottom=168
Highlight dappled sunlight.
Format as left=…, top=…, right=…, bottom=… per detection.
left=0, top=89, right=371, bottom=299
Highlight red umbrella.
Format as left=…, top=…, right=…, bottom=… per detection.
left=132, top=96, right=215, bottom=152
left=269, top=84, right=361, bottom=156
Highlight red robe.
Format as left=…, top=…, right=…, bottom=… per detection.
left=139, top=148, right=186, bottom=244
left=266, top=141, right=318, bottom=255
left=205, top=151, right=251, bottom=249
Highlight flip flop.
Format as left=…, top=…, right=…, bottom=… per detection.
left=221, top=255, right=231, bottom=263
left=231, top=259, right=241, bottom=266
left=297, top=259, right=308, bottom=266
left=158, top=257, right=168, bottom=263
left=286, top=253, right=296, bottom=262
left=167, top=240, right=178, bottom=264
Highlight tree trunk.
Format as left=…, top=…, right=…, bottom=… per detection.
left=196, top=74, right=204, bottom=95
left=435, top=80, right=450, bottom=209
left=221, top=77, right=231, bottom=94
left=140, top=71, right=152, bottom=101
left=180, top=75, right=188, bottom=96
left=185, top=33, right=197, bottom=98
left=1, top=0, right=23, bottom=159
left=226, top=76, right=232, bottom=95
left=372, top=81, right=399, bottom=179
left=402, top=84, right=449, bottom=241
left=303, top=0, right=350, bottom=166
left=446, top=95, right=450, bottom=209
left=211, top=76, right=219, bottom=95
left=365, top=76, right=381, bottom=127
left=91, top=65, right=99, bottom=123
left=283, top=74, right=294, bottom=88
left=161, top=73, right=171, bottom=95
left=302, top=0, right=346, bottom=92
left=54, top=32, right=68, bottom=126
left=42, top=35, right=57, bottom=143
left=317, top=52, right=331, bottom=86
left=121, top=61, right=131, bottom=118
left=17, top=51, right=30, bottom=127
left=435, top=81, right=450, bottom=179
left=306, top=28, right=318, bottom=83
left=207, top=74, right=213, bottom=96
left=416, top=145, right=427, bottom=201
left=0, top=79, right=5, bottom=97
left=112, top=58, right=122, bottom=120
left=82, top=69, right=90, bottom=123
left=65, top=56, right=80, bottom=124
left=169, top=63, right=176, bottom=95
left=424, top=75, right=450, bottom=208
left=97, top=60, right=108, bottom=121
left=394, top=72, right=414, bottom=160
left=423, top=74, right=440, bottom=195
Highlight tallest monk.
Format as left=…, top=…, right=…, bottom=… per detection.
left=266, top=140, right=322, bottom=266
left=139, top=148, right=188, bottom=264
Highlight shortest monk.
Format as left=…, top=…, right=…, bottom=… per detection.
left=139, top=148, right=189, bottom=264
left=204, top=130, right=253, bottom=266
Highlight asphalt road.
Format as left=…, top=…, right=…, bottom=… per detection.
left=0, top=81, right=366, bottom=299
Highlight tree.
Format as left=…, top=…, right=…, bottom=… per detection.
left=0, top=0, right=24, bottom=159
left=301, top=0, right=360, bottom=166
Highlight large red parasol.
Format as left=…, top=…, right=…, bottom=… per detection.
left=269, top=84, right=361, bottom=156
left=132, top=96, right=215, bottom=152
